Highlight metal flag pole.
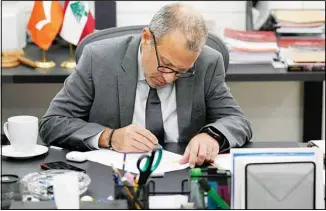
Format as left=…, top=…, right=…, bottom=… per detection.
left=35, top=49, right=55, bottom=68
left=61, top=43, right=76, bottom=69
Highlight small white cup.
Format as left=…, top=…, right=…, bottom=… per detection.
left=53, top=172, right=80, bottom=209
left=3, top=115, right=38, bottom=153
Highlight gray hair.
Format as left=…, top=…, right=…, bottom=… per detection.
left=148, top=3, right=208, bottom=52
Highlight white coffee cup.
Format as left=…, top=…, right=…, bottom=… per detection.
left=3, top=115, right=38, bottom=153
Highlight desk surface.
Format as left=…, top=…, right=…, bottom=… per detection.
left=2, top=44, right=325, bottom=83
left=1, top=141, right=300, bottom=200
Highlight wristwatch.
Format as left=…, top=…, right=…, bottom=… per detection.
left=201, top=126, right=221, bottom=140
left=201, top=127, right=229, bottom=152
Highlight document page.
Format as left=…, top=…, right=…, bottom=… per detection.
left=85, top=149, right=189, bottom=174
left=214, top=153, right=231, bottom=171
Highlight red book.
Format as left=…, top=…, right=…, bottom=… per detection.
left=278, top=38, right=325, bottom=48
left=224, top=28, right=276, bottom=42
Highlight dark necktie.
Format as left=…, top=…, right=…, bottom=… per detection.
left=145, top=87, right=165, bottom=146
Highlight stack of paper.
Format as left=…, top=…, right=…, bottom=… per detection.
left=85, top=149, right=189, bottom=174
left=278, top=37, right=325, bottom=56
left=277, top=37, right=325, bottom=71
left=223, top=28, right=278, bottom=64
left=288, top=46, right=324, bottom=71
left=272, top=10, right=325, bottom=34
left=230, top=148, right=324, bottom=209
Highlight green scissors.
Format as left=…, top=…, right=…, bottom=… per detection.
left=136, top=146, right=163, bottom=187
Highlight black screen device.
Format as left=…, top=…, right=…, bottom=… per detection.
left=41, top=161, right=86, bottom=173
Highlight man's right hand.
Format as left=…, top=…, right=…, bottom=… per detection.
left=107, top=124, right=158, bottom=153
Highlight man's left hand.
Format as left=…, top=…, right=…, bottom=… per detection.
left=179, top=133, right=219, bottom=168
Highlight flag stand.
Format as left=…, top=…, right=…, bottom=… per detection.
left=61, top=44, right=76, bottom=69
left=35, top=50, right=55, bottom=68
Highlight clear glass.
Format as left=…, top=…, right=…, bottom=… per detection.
left=20, top=169, right=91, bottom=201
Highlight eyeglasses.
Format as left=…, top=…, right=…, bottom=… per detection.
left=150, top=30, right=196, bottom=78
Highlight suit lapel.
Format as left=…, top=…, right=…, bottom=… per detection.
left=176, top=76, right=195, bottom=141
left=119, top=35, right=141, bottom=127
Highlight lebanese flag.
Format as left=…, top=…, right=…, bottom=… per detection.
left=59, top=1, right=95, bottom=45
left=27, top=1, right=64, bottom=50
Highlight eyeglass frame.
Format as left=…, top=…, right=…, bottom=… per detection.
left=149, top=29, right=196, bottom=78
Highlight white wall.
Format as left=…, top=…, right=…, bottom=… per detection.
left=117, top=1, right=247, bottom=37
left=228, top=82, right=304, bottom=142
left=116, top=1, right=325, bottom=36
left=1, top=1, right=325, bottom=143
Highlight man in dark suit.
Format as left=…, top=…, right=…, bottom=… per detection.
left=39, top=3, right=252, bottom=168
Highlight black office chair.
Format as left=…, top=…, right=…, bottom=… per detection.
left=76, top=25, right=230, bottom=72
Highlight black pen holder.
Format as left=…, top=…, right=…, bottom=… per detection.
left=114, top=183, right=149, bottom=209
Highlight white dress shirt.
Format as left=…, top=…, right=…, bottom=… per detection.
left=86, top=46, right=179, bottom=149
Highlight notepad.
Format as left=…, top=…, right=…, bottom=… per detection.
left=85, top=149, right=189, bottom=174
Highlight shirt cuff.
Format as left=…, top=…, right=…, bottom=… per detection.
left=85, top=130, right=104, bottom=150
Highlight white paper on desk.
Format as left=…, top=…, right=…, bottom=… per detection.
left=214, top=153, right=231, bottom=171
left=230, top=148, right=324, bottom=209
left=85, top=149, right=189, bottom=174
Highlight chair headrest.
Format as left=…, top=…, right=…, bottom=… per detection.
left=76, top=25, right=229, bottom=72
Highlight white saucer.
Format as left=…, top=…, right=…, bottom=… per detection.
left=1, top=145, right=49, bottom=159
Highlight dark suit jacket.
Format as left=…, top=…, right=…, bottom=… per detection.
left=39, top=35, right=252, bottom=151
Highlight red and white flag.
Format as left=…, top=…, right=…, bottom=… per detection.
left=59, top=1, right=95, bottom=45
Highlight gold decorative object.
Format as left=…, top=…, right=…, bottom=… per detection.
left=2, top=49, right=24, bottom=57
left=1, top=54, right=20, bottom=68
left=18, top=56, right=37, bottom=68
left=1, top=50, right=24, bottom=68
left=36, top=50, right=55, bottom=68
left=61, top=44, right=76, bottom=69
